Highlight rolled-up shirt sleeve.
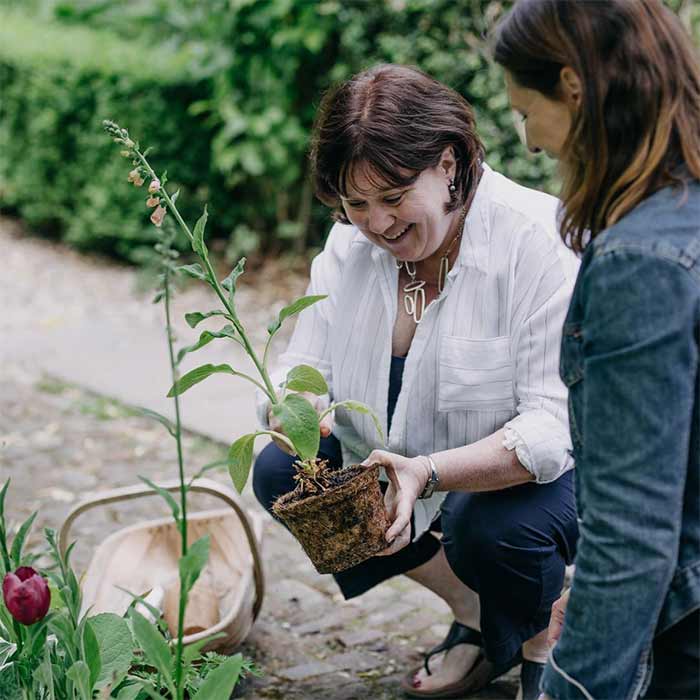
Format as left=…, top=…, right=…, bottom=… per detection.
left=503, top=224, right=576, bottom=483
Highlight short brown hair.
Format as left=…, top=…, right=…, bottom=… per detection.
left=493, top=0, right=700, bottom=253
left=310, top=64, right=485, bottom=224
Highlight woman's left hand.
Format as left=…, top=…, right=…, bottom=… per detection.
left=361, top=449, right=431, bottom=557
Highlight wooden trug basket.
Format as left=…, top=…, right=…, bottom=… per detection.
left=58, top=478, right=264, bottom=654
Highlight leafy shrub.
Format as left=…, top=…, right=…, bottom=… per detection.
left=1, top=0, right=697, bottom=259
left=0, top=10, right=232, bottom=261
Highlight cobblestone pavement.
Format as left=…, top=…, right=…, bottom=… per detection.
left=0, top=219, right=518, bottom=699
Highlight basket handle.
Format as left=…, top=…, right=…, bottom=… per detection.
left=58, top=477, right=264, bottom=621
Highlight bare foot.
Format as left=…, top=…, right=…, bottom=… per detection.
left=410, top=642, right=481, bottom=692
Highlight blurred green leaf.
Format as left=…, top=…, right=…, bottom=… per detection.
left=286, top=365, right=328, bottom=395
left=271, top=394, right=319, bottom=461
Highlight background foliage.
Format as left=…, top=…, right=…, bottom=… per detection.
left=0, top=0, right=698, bottom=262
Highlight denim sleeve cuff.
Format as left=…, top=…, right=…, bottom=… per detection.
left=542, top=648, right=594, bottom=700
left=502, top=409, right=574, bottom=483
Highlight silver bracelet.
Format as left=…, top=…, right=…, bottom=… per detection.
left=418, top=455, right=440, bottom=499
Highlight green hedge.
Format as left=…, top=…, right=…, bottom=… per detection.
left=0, top=10, right=233, bottom=261
left=1, top=0, right=695, bottom=260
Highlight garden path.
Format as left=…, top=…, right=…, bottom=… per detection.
left=0, top=218, right=518, bottom=699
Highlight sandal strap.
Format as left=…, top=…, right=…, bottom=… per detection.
left=423, top=621, right=483, bottom=676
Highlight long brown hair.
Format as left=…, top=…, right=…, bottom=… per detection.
left=493, top=0, right=700, bottom=253
left=310, top=64, right=484, bottom=224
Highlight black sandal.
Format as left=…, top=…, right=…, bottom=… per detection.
left=422, top=621, right=484, bottom=677
left=400, top=621, right=522, bottom=699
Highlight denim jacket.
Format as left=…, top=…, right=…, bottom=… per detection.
left=542, top=180, right=700, bottom=700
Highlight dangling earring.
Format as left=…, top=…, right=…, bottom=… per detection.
left=448, top=178, right=457, bottom=203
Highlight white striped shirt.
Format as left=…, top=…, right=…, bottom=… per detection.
left=259, top=164, right=579, bottom=537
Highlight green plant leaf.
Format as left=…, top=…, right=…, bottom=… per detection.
left=81, top=614, right=102, bottom=690
left=267, top=294, right=327, bottom=336
left=191, top=653, right=245, bottom=700
left=66, top=660, right=92, bottom=700
left=179, top=535, right=210, bottom=599
left=130, top=612, right=175, bottom=696
left=131, top=407, right=176, bottom=438
left=167, top=363, right=236, bottom=397
left=286, top=365, right=328, bottom=395
left=132, top=681, right=165, bottom=700
left=182, top=633, right=227, bottom=667
left=175, top=326, right=238, bottom=365
left=189, top=459, right=228, bottom=485
left=192, top=205, right=209, bottom=258
left=221, top=257, right=246, bottom=306
left=271, top=394, right=319, bottom=462
left=138, top=476, right=180, bottom=524
left=115, top=684, right=142, bottom=700
left=228, top=434, right=256, bottom=493
left=27, top=619, right=48, bottom=655
left=324, top=400, right=385, bottom=444
left=176, top=263, right=207, bottom=281
left=10, top=510, right=37, bottom=567
left=0, top=638, right=16, bottom=670
left=33, top=651, right=55, bottom=697
left=0, top=480, right=9, bottom=523
left=184, top=310, right=228, bottom=328
left=88, top=613, right=134, bottom=690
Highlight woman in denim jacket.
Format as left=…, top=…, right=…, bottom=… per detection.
left=484, top=0, right=700, bottom=698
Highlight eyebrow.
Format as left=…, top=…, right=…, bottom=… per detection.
left=342, top=186, right=411, bottom=200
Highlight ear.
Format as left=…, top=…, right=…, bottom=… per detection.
left=559, top=66, right=582, bottom=108
left=438, top=145, right=457, bottom=180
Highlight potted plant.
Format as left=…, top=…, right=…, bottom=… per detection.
left=103, top=121, right=391, bottom=575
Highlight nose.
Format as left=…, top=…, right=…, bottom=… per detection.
left=529, top=146, right=542, bottom=154
left=367, top=203, right=394, bottom=235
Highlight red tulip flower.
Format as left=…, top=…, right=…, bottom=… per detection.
left=2, top=567, right=51, bottom=625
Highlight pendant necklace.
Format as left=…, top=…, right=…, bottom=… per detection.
left=396, top=205, right=468, bottom=324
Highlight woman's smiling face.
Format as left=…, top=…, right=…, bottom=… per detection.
left=340, top=148, right=457, bottom=263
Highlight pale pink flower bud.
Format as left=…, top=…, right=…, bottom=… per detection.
left=128, top=169, right=144, bottom=187
left=146, top=196, right=160, bottom=208
left=150, top=205, right=167, bottom=227
left=148, top=179, right=161, bottom=194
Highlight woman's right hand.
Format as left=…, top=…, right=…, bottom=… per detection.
left=268, top=392, right=333, bottom=456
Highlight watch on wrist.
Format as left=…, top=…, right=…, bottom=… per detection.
left=418, top=455, right=440, bottom=499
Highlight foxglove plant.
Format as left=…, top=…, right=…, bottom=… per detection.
left=103, top=119, right=383, bottom=495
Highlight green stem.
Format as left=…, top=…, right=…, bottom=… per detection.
left=163, top=267, right=188, bottom=555
left=175, top=589, right=187, bottom=700
left=12, top=619, right=23, bottom=654
left=164, top=266, right=188, bottom=699
left=199, top=254, right=279, bottom=402
left=135, top=147, right=280, bottom=407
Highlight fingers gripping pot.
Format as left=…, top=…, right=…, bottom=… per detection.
left=272, top=463, right=390, bottom=574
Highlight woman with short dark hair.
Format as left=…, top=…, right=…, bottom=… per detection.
left=492, top=1, right=700, bottom=698
left=254, top=63, right=579, bottom=699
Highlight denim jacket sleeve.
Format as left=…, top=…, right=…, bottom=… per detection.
left=542, top=247, right=699, bottom=700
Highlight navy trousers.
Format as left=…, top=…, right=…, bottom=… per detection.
left=253, top=434, right=579, bottom=665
